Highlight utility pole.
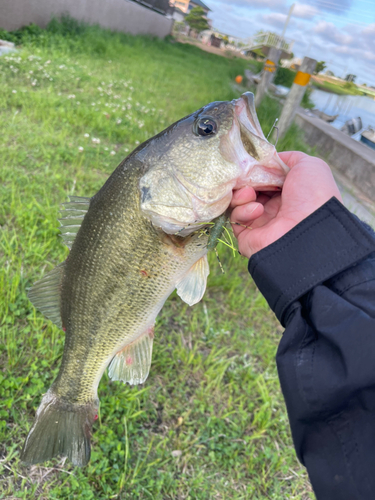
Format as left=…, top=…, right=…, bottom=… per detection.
left=254, top=47, right=281, bottom=107
left=255, top=3, right=295, bottom=107
left=278, top=3, right=295, bottom=48
left=275, top=56, right=317, bottom=139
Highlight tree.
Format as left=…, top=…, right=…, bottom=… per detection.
left=314, top=61, right=327, bottom=74
left=221, top=35, right=229, bottom=45
left=345, top=74, right=357, bottom=83
left=185, top=7, right=209, bottom=34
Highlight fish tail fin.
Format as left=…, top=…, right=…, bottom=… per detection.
left=21, top=391, right=98, bottom=467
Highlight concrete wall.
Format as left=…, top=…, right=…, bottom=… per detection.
left=295, top=111, right=375, bottom=202
left=0, top=0, right=173, bottom=38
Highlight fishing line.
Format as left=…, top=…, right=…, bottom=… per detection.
left=267, top=118, right=279, bottom=148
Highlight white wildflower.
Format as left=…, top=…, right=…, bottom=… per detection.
left=12, top=90, right=17, bottom=94
left=116, top=119, right=122, bottom=124
left=135, top=140, right=140, bottom=145
left=110, top=151, right=116, bottom=155
left=92, top=138, right=100, bottom=144
left=68, top=94, right=76, bottom=99
left=78, top=146, right=84, bottom=152
left=84, top=133, right=90, bottom=138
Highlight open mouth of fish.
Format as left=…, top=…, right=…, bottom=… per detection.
left=230, top=92, right=289, bottom=191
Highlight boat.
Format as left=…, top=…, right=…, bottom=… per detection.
left=360, top=127, right=375, bottom=150
left=311, top=109, right=338, bottom=122
left=341, top=117, right=363, bottom=136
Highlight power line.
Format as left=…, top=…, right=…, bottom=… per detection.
left=302, top=0, right=375, bottom=7
left=312, top=11, right=372, bottom=27
left=295, top=0, right=375, bottom=17
left=311, top=1, right=375, bottom=18
left=315, top=16, right=370, bottom=26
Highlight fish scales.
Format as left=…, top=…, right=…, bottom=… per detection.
left=21, top=92, right=288, bottom=467
left=57, top=158, right=208, bottom=403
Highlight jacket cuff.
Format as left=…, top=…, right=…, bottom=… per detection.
left=248, top=197, right=375, bottom=326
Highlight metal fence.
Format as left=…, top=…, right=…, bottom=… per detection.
left=242, top=32, right=295, bottom=54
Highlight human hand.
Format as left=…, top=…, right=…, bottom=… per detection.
left=230, top=151, right=343, bottom=259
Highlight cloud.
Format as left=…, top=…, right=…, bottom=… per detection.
left=217, top=0, right=286, bottom=8
left=293, top=3, right=318, bottom=19
left=362, top=23, right=375, bottom=43
left=260, top=12, right=288, bottom=28
left=313, top=20, right=353, bottom=45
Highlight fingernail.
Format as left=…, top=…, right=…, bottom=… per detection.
left=246, top=205, right=258, bottom=216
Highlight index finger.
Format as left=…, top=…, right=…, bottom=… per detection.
left=278, top=151, right=308, bottom=168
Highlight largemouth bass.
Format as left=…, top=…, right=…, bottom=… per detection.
left=21, top=92, right=288, bottom=467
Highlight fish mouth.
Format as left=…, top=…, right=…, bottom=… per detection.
left=229, top=92, right=289, bottom=190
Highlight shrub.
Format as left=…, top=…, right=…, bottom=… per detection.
left=274, top=67, right=296, bottom=88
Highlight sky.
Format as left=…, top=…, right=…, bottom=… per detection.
left=205, top=0, right=375, bottom=86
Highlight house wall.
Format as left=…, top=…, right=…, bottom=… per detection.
left=170, top=0, right=190, bottom=14
left=0, top=0, right=173, bottom=38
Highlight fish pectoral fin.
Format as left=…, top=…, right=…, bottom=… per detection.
left=176, top=255, right=209, bottom=307
left=28, top=262, right=65, bottom=328
left=58, top=195, right=91, bottom=249
left=108, top=327, right=154, bottom=385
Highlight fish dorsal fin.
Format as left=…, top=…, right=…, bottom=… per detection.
left=58, top=196, right=91, bottom=249
left=176, top=255, right=209, bottom=306
left=28, top=263, right=65, bottom=328
left=108, top=327, right=154, bottom=385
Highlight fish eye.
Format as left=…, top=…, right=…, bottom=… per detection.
left=194, top=117, right=217, bottom=137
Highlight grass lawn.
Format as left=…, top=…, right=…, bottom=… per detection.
left=311, top=79, right=362, bottom=96
left=0, top=20, right=314, bottom=499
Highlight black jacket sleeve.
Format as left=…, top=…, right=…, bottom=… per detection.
left=248, top=197, right=375, bottom=500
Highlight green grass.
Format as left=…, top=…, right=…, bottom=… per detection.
left=311, top=79, right=362, bottom=96
left=0, top=19, right=314, bottom=499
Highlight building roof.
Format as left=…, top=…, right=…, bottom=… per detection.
left=190, top=0, right=211, bottom=11
left=174, top=6, right=186, bottom=15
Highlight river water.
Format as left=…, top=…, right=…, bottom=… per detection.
left=309, top=88, right=375, bottom=143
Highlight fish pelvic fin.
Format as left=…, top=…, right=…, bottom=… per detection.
left=176, top=255, right=210, bottom=306
left=108, top=327, right=154, bottom=385
left=21, top=391, right=98, bottom=467
left=28, top=263, right=65, bottom=329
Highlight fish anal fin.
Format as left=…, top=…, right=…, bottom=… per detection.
left=59, top=195, right=91, bottom=249
left=108, top=327, right=154, bottom=385
left=176, top=255, right=209, bottom=306
left=28, top=263, right=65, bottom=328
